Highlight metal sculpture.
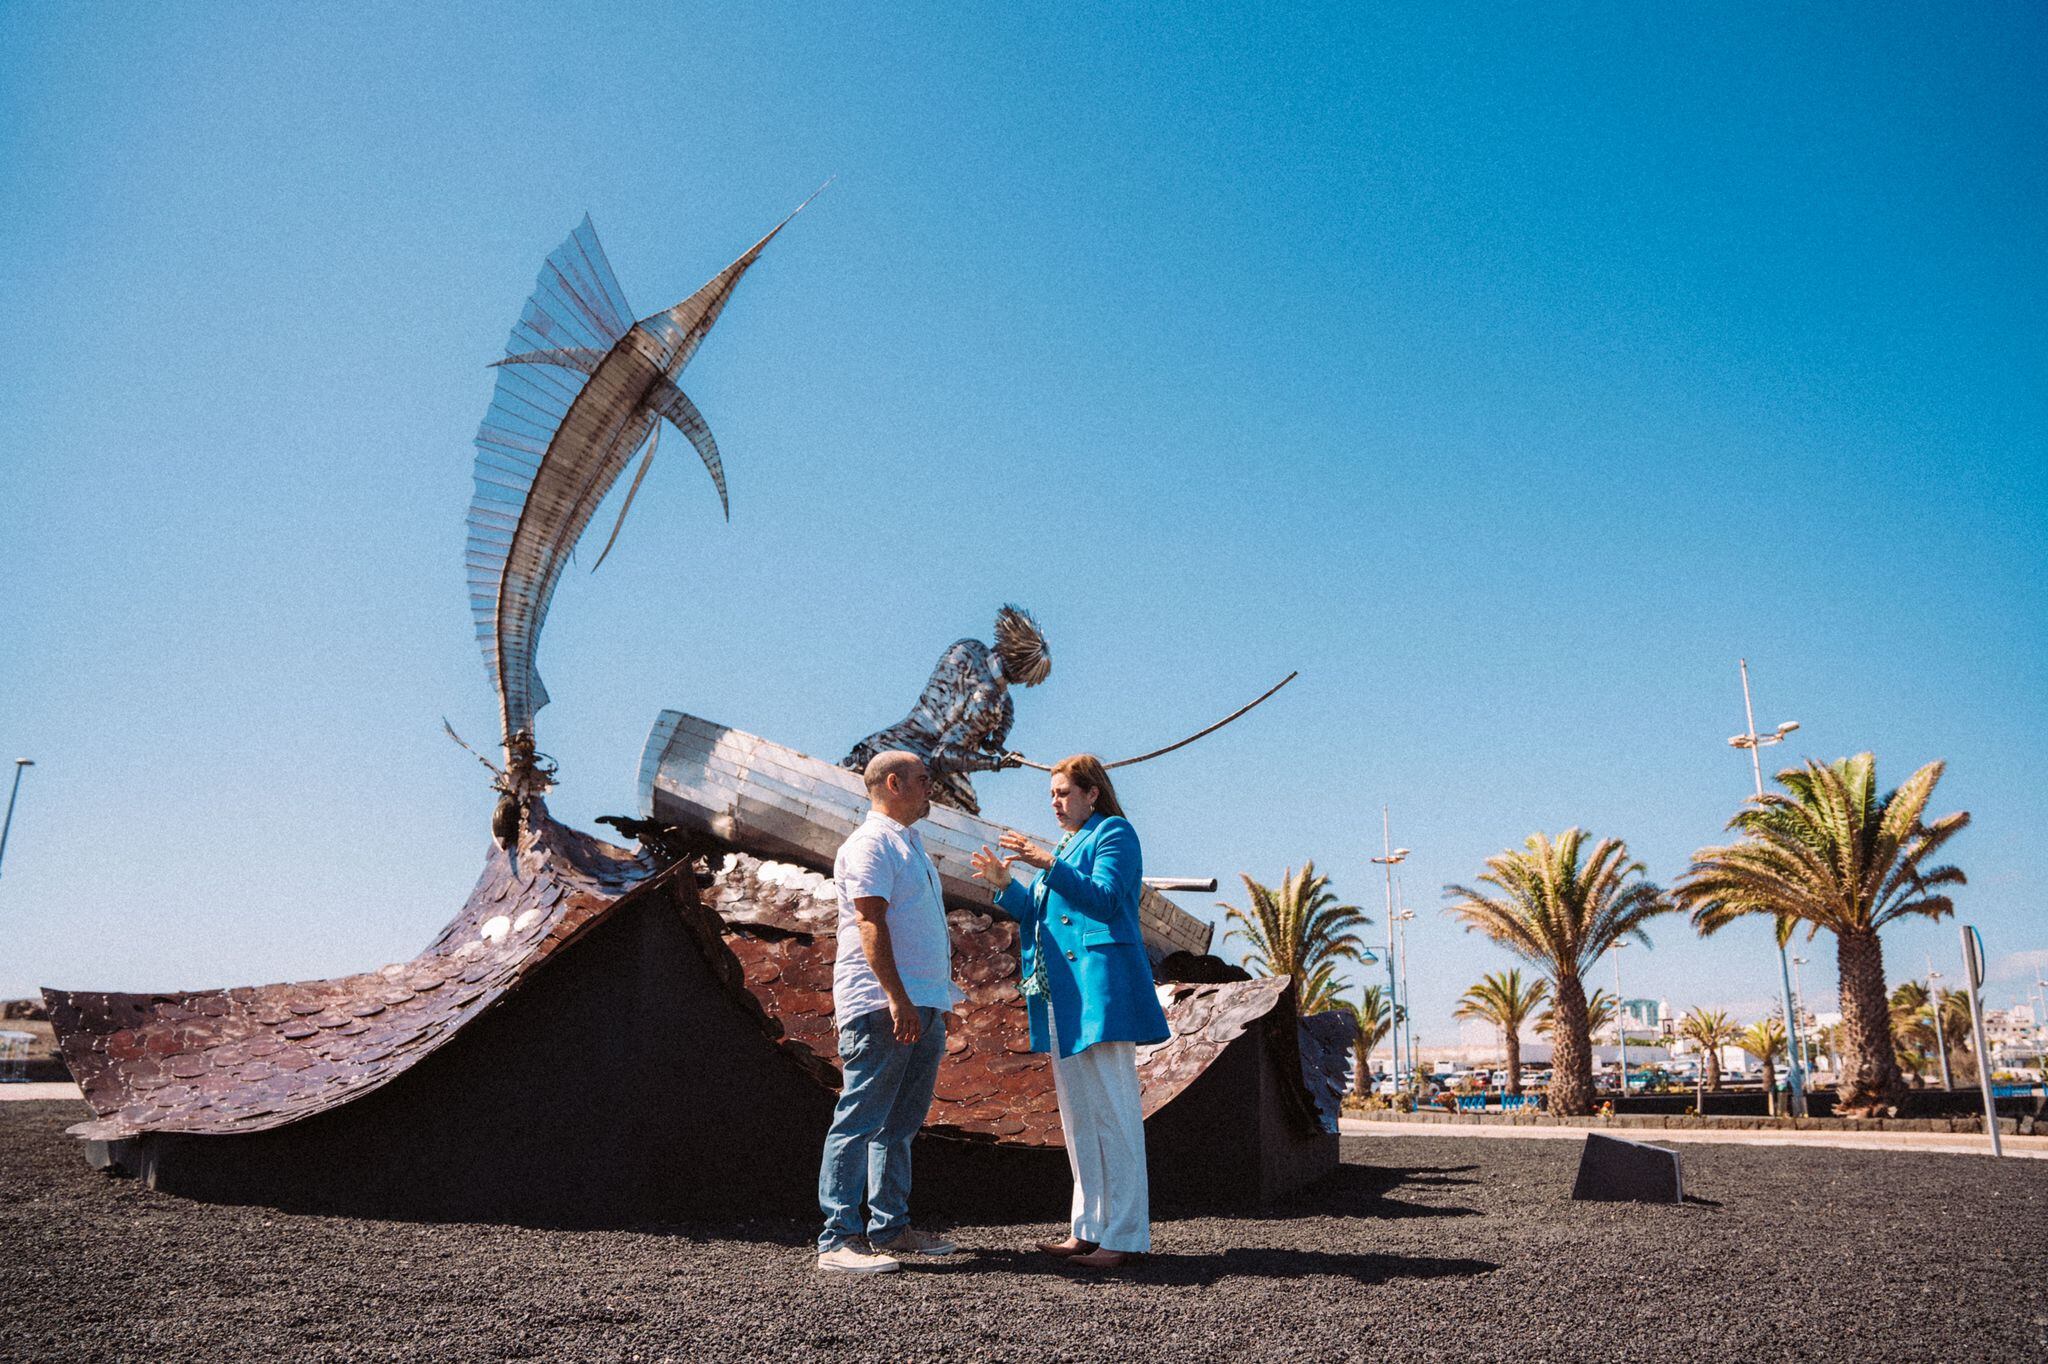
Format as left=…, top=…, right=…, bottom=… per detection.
left=466, top=191, right=822, bottom=824
left=842, top=605, right=1050, bottom=814
left=44, top=196, right=1350, bottom=1225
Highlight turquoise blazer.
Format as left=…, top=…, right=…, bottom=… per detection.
left=993, top=813, right=1171, bottom=1058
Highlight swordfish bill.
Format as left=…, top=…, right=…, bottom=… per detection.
left=465, top=190, right=823, bottom=764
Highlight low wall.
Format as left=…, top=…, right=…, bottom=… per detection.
left=1349, top=1109, right=2033, bottom=1135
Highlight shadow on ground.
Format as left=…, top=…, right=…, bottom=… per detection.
left=1157, top=1162, right=1482, bottom=1223
left=941, top=1244, right=1499, bottom=1286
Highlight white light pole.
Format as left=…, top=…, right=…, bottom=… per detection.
left=2033, top=977, right=2048, bottom=1062
left=1371, top=808, right=1410, bottom=1090
left=1395, top=904, right=1416, bottom=1080
left=1728, top=660, right=1809, bottom=1117
left=1612, top=941, right=1630, bottom=1096
left=1356, top=948, right=1381, bottom=1087
left=1790, top=954, right=1811, bottom=1074
left=0, top=759, right=34, bottom=880
left=1927, top=954, right=1953, bottom=1091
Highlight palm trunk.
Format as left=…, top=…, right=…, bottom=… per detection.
left=1834, top=927, right=1904, bottom=1115
left=1353, top=1033, right=1370, bottom=1097
left=1505, top=1028, right=1523, bottom=1097
left=1548, top=973, right=1594, bottom=1116
left=1761, top=1056, right=1777, bottom=1116
left=1705, top=1048, right=1722, bottom=1091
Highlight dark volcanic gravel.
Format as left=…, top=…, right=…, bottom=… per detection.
left=2, top=1102, right=2042, bottom=1363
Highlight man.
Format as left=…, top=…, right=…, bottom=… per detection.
left=842, top=604, right=1051, bottom=815
left=816, top=750, right=964, bottom=1273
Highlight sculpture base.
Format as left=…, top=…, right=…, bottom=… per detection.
left=91, top=876, right=1334, bottom=1226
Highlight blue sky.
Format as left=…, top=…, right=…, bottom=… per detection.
left=3, top=3, right=2043, bottom=1046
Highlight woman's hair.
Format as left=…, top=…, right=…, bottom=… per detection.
left=1051, top=753, right=1126, bottom=820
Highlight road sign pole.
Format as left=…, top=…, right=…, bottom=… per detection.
left=1960, top=924, right=2003, bottom=1158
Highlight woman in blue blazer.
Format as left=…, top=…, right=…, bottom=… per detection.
left=970, top=754, right=1169, bottom=1268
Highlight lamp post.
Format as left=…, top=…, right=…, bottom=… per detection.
left=1728, top=660, right=1809, bottom=1117
left=1356, top=948, right=1381, bottom=1087
left=1612, top=941, right=1630, bottom=1097
left=1371, top=807, right=1410, bottom=1091
left=1395, top=905, right=1417, bottom=1080
left=0, top=759, right=34, bottom=880
left=1926, top=954, right=1953, bottom=1091
left=2034, top=977, right=2048, bottom=1063
left=1790, top=954, right=1811, bottom=1074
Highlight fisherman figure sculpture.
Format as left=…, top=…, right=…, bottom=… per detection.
left=843, top=605, right=1051, bottom=815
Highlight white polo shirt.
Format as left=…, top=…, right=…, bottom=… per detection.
left=832, top=811, right=963, bottom=1022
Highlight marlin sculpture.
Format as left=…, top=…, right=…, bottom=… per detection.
left=462, top=189, right=823, bottom=841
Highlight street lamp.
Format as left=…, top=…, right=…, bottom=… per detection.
left=1612, top=941, right=1630, bottom=1097
left=1790, top=954, right=1810, bottom=1074
left=1727, top=659, right=1810, bottom=1117
left=1371, top=806, right=1410, bottom=1090
left=1394, top=905, right=1417, bottom=1080
left=1926, top=955, right=1953, bottom=1090
left=1355, top=948, right=1381, bottom=1086
left=0, top=759, right=34, bottom=879
left=2034, top=977, right=2048, bottom=1060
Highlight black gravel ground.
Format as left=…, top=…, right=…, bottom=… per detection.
left=2, top=1101, right=2042, bottom=1363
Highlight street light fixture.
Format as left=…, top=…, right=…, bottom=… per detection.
left=1927, top=955, right=1953, bottom=1090
left=0, top=759, right=34, bottom=880
left=1727, top=660, right=1810, bottom=1118
left=1371, top=807, right=1411, bottom=1090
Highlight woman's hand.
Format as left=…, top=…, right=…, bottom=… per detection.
left=969, top=844, right=1017, bottom=890
left=999, top=830, right=1055, bottom=870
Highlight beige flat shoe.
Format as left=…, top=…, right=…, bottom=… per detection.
left=1065, top=1248, right=1146, bottom=1270
left=1035, top=1236, right=1099, bottom=1258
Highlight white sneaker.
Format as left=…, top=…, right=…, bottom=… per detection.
left=818, top=1244, right=901, bottom=1274
left=871, top=1227, right=957, bottom=1257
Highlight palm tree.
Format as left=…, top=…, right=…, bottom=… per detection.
left=1453, top=969, right=1549, bottom=1095
left=1891, top=980, right=1976, bottom=1086
left=1338, top=983, right=1392, bottom=1095
left=1933, top=987, right=1977, bottom=1083
left=1220, top=862, right=1371, bottom=1010
left=1294, top=960, right=1353, bottom=1016
left=1678, top=1008, right=1738, bottom=1090
left=1890, top=981, right=1936, bottom=1084
left=1814, top=1021, right=1844, bottom=1075
left=1444, top=829, right=1674, bottom=1116
left=1736, top=1017, right=1788, bottom=1113
left=1538, top=987, right=1616, bottom=1042
left=1677, top=754, right=1968, bottom=1115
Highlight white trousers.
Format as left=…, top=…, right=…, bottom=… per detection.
left=1047, top=1013, right=1151, bottom=1252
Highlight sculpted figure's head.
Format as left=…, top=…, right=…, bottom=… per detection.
left=993, top=604, right=1051, bottom=688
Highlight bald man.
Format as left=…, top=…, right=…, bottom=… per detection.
left=815, top=751, right=965, bottom=1273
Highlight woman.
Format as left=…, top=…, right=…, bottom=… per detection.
left=969, top=754, right=1170, bottom=1269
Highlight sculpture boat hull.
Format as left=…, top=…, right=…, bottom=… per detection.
left=637, top=710, right=1214, bottom=960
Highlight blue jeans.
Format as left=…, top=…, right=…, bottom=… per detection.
left=817, top=1005, right=946, bottom=1251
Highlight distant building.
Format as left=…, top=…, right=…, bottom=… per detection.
left=1986, top=1003, right=2042, bottom=1062
left=1595, top=998, right=1666, bottom=1045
